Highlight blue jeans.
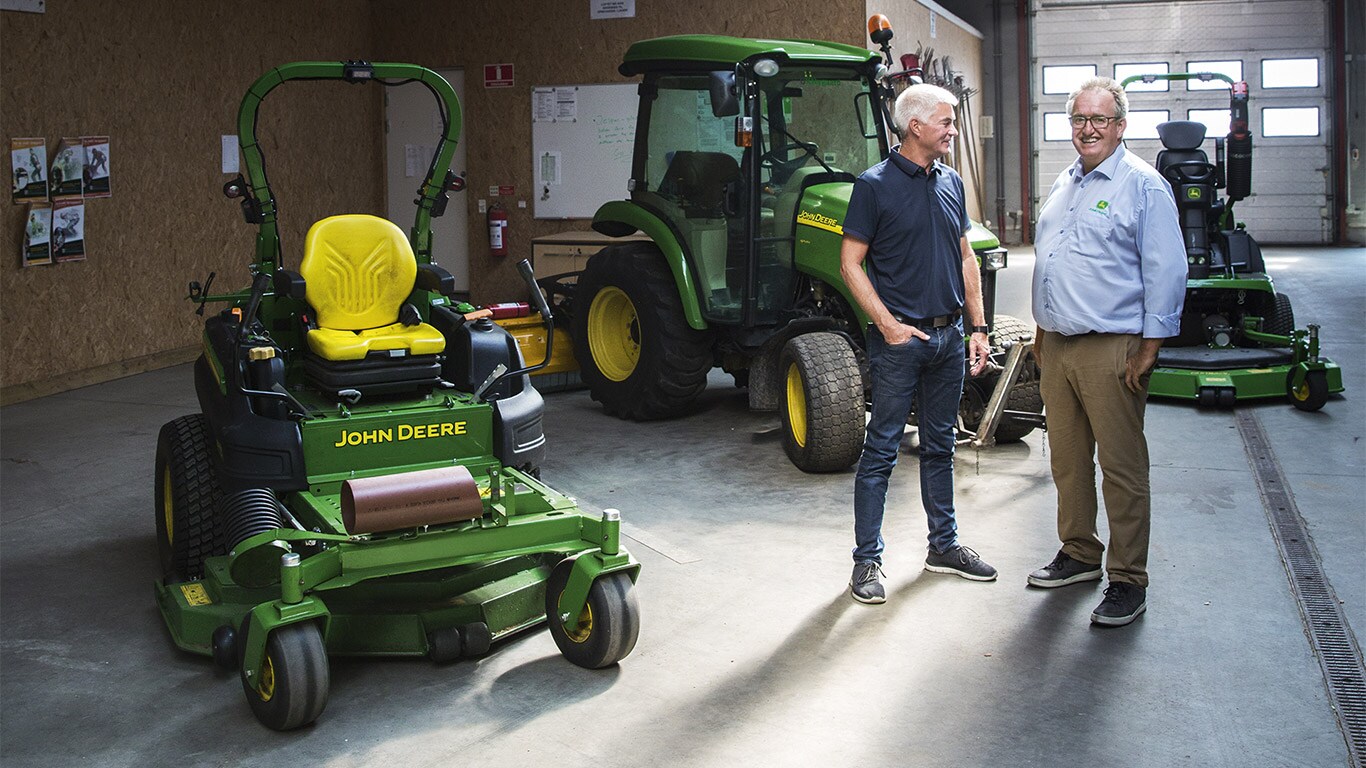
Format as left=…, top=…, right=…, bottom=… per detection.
left=853, top=320, right=965, bottom=563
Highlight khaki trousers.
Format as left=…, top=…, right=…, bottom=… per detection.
left=1039, top=331, right=1151, bottom=587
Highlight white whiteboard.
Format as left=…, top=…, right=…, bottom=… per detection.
left=532, top=83, right=637, bottom=219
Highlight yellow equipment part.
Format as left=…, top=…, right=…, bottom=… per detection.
left=495, top=315, right=579, bottom=376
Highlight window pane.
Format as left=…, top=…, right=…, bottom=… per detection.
left=1188, top=109, right=1232, bottom=137
left=1115, top=63, right=1169, bottom=92
left=1043, top=64, right=1096, bottom=95
left=1262, top=58, right=1319, bottom=88
left=1043, top=112, right=1072, bottom=141
left=1124, top=110, right=1169, bottom=139
left=1262, top=107, right=1320, bottom=137
left=1186, top=61, right=1243, bottom=90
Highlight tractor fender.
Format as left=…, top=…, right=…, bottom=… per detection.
left=592, top=200, right=707, bottom=330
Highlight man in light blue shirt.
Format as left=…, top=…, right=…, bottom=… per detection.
left=1027, top=77, right=1186, bottom=628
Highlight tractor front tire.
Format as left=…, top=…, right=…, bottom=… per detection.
left=779, top=332, right=865, bottom=472
left=545, top=559, right=640, bottom=669
left=242, top=622, right=330, bottom=731
left=155, top=414, right=223, bottom=581
left=573, top=244, right=713, bottom=420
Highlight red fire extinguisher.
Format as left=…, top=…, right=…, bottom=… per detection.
left=487, top=203, right=508, bottom=257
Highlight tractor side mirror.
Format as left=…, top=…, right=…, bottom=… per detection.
left=709, top=71, right=738, bottom=117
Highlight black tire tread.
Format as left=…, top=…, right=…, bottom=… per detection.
left=155, top=414, right=223, bottom=581
left=780, top=332, right=865, bottom=472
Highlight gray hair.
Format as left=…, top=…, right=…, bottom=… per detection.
left=1066, top=76, right=1128, bottom=119
left=894, top=83, right=959, bottom=135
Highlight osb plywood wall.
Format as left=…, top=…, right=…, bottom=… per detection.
left=2, top=0, right=981, bottom=403
left=0, top=1, right=383, bottom=402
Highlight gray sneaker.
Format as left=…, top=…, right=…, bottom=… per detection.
left=1091, top=582, right=1147, bottom=626
left=924, top=545, right=997, bottom=581
left=1027, top=550, right=1103, bottom=588
left=850, top=561, right=886, bottom=604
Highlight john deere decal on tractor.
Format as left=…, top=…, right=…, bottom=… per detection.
left=154, top=62, right=640, bottom=731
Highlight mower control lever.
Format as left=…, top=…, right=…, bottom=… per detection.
left=475, top=260, right=556, bottom=401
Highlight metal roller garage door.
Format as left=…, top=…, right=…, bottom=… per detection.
left=1030, top=0, right=1332, bottom=244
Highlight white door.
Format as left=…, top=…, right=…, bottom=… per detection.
left=385, top=69, right=469, bottom=291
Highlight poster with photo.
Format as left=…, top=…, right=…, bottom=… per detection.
left=49, top=137, right=84, bottom=201
left=23, top=204, right=52, bottom=267
left=11, top=138, right=48, bottom=204
left=82, top=136, right=110, bottom=198
left=52, top=198, right=85, bottom=262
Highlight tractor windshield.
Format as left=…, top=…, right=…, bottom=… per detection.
left=634, top=64, right=882, bottom=325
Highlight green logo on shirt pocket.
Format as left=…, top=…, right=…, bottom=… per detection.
left=1088, top=199, right=1111, bottom=215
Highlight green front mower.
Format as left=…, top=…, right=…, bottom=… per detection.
left=154, top=61, right=640, bottom=731
left=1122, top=72, right=1342, bottom=410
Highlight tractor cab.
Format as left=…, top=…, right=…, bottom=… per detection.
left=606, top=38, right=888, bottom=328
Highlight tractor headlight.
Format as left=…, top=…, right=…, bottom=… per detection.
left=980, top=248, right=1007, bottom=271
left=753, top=59, right=780, bottom=78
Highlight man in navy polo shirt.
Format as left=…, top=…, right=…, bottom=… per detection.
left=840, top=83, right=996, bottom=604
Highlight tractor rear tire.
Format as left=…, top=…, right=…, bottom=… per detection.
left=155, top=414, right=223, bottom=581
left=1264, top=293, right=1295, bottom=338
left=545, top=560, right=640, bottom=669
left=242, top=621, right=330, bottom=731
left=779, top=332, right=865, bottom=472
left=573, top=244, right=713, bottom=420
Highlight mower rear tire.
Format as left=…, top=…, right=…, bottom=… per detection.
left=155, top=414, right=224, bottom=581
left=242, top=622, right=329, bottom=731
left=546, top=560, right=639, bottom=669
left=976, top=314, right=1041, bottom=443
left=1287, top=368, right=1329, bottom=412
left=1264, top=293, right=1295, bottom=338
left=779, top=332, right=865, bottom=472
left=573, top=244, right=713, bottom=420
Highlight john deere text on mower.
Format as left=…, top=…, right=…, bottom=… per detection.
left=1120, top=72, right=1342, bottom=410
left=154, top=61, right=640, bottom=731
left=552, top=17, right=1041, bottom=474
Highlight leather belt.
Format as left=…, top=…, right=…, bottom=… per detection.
left=892, top=310, right=961, bottom=329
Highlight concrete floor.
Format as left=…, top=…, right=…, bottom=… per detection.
left=2, top=246, right=1362, bottom=767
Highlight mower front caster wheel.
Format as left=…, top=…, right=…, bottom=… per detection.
left=1287, top=369, right=1329, bottom=412
left=241, top=622, right=329, bottom=731
left=545, top=560, right=640, bottom=669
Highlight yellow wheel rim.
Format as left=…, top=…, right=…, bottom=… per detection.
left=587, top=286, right=640, bottom=382
left=785, top=362, right=808, bottom=448
left=1292, top=380, right=1310, bottom=401
left=559, top=590, right=595, bottom=644
left=162, top=465, right=174, bottom=544
left=257, top=653, right=276, bottom=701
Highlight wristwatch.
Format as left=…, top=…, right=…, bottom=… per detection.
left=970, top=325, right=991, bottom=335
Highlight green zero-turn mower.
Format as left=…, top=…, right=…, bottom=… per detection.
left=550, top=18, right=1040, bottom=474
left=154, top=61, right=640, bottom=731
left=1121, top=72, right=1342, bottom=410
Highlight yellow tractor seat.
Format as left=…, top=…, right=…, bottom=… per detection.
left=299, top=214, right=445, bottom=362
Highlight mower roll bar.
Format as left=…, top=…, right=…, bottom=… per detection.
left=235, top=61, right=464, bottom=273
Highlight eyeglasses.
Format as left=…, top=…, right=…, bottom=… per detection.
left=1069, top=114, right=1121, bottom=129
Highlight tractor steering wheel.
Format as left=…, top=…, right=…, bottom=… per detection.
left=1163, top=159, right=1217, bottom=185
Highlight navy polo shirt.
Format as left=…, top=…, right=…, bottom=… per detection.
left=842, top=147, right=971, bottom=320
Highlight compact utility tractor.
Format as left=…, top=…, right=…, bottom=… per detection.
left=554, top=18, right=1039, bottom=474
left=1121, top=72, right=1342, bottom=410
left=154, top=62, right=640, bottom=731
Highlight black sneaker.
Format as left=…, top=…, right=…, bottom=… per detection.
left=850, top=561, right=886, bottom=604
left=1091, top=582, right=1147, bottom=626
left=1027, top=550, right=1103, bottom=588
left=924, top=545, right=997, bottom=581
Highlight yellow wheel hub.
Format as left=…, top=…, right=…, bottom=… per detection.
left=587, top=286, right=640, bottom=382
left=785, top=362, right=808, bottom=448
left=560, top=590, right=595, bottom=644
left=257, top=654, right=276, bottom=701
left=1292, top=380, right=1310, bottom=401
left=162, top=465, right=174, bottom=543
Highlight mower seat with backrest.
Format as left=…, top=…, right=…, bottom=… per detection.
left=1156, top=120, right=1218, bottom=279
left=296, top=214, right=444, bottom=397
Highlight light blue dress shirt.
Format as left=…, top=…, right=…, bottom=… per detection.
left=1032, top=145, right=1187, bottom=338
